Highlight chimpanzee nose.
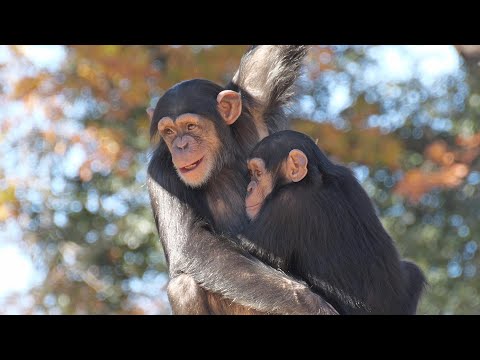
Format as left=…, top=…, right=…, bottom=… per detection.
left=247, top=182, right=255, bottom=194
left=176, top=136, right=189, bottom=150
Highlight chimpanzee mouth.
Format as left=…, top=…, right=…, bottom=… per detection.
left=246, top=203, right=261, bottom=212
left=179, top=157, right=204, bottom=173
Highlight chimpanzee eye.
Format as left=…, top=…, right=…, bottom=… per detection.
left=164, top=128, right=174, bottom=136
left=255, top=170, right=262, bottom=178
left=187, top=124, right=197, bottom=131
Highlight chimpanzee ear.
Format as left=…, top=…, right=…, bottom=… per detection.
left=147, top=107, right=155, bottom=121
left=286, top=149, right=308, bottom=183
left=217, top=90, right=242, bottom=125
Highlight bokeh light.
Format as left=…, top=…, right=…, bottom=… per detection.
left=1, top=45, right=479, bottom=314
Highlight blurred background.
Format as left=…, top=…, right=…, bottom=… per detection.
left=0, top=45, right=479, bottom=314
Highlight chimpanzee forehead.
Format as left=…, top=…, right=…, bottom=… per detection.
left=247, top=158, right=266, bottom=170
left=154, top=79, right=223, bottom=120
left=250, top=130, right=317, bottom=170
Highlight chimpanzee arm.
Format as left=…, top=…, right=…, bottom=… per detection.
left=148, top=176, right=337, bottom=315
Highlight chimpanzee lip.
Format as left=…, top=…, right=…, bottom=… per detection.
left=179, top=157, right=204, bottom=173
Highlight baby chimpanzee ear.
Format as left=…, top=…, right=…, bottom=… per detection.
left=286, top=149, right=308, bottom=183
left=217, top=90, right=242, bottom=125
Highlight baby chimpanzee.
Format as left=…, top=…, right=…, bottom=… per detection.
left=241, top=130, right=426, bottom=314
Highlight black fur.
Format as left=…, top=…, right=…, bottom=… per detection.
left=147, top=46, right=336, bottom=314
left=243, top=130, right=427, bottom=314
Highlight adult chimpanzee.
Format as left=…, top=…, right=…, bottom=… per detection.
left=147, top=46, right=338, bottom=315
left=242, top=130, right=426, bottom=314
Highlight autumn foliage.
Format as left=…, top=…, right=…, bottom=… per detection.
left=1, top=45, right=479, bottom=314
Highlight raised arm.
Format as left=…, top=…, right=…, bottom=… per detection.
left=226, top=45, right=309, bottom=136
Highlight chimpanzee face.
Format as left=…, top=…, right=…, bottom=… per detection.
left=157, top=113, right=221, bottom=187
left=149, top=79, right=243, bottom=188
left=245, top=149, right=308, bottom=219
